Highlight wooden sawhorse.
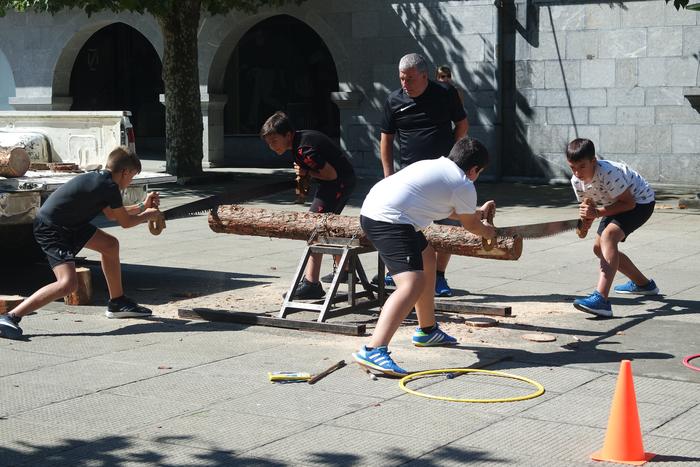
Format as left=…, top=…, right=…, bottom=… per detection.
left=279, top=237, right=386, bottom=322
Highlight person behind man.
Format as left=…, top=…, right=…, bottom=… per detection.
left=261, top=111, right=356, bottom=299
left=0, top=147, right=162, bottom=340
left=354, top=137, right=495, bottom=376
left=436, top=65, right=465, bottom=105
left=567, top=138, right=659, bottom=318
left=381, top=53, right=469, bottom=297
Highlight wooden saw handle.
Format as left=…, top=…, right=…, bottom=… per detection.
left=148, top=212, right=166, bottom=235
left=576, top=198, right=594, bottom=238
left=481, top=204, right=496, bottom=251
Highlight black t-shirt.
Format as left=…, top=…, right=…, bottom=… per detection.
left=292, top=130, right=356, bottom=185
left=381, top=80, right=467, bottom=168
left=38, top=170, right=124, bottom=228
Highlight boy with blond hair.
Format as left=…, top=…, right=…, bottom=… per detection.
left=0, top=147, right=162, bottom=340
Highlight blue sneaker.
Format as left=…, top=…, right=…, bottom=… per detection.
left=412, top=324, right=458, bottom=347
left=573, top=291, right=612, bottom=318
left=352, top=345, right=407, bottom=377
left=614, top=279, right=659, bottom=296
left=384, top=273, right=395, bottom=287
left=435, top=275, right=453, bottom=297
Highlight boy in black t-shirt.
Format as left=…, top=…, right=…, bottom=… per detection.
left=261, top=111, right=356, bottom=300
left=0, top=147, right=162, bottom=340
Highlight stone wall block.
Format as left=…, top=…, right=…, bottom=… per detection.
left=565, top=31, right=599, bottom=59
left=599, top=29, right=647, bottom=58
left=617, top=106, right=655, bottom=125
left=672, top=124, right=700, bottom=153
left=585, top=4, right=621, bottom=30
left=660, top=155, right=700, bottom=186
left=568, top=125, right=599, bottom=144
left=616, top=59, right=638, bottom=87
left=516, top=61, right=545, bottom=89
left=665, top=57, right=699, bottom=87
left=569, top=89, right=607, bottom=107
left=636, top=125, right=672, bottom=153
left=589, top=107, right=617, bottom=125
left=526, top=124, right=570, bottom=152
left=682, top=26, right=700, bottom=57
left=638, top=58, right=666, bottom=87
left=539, top=4, right=585, bottom=31
left=544, top=60, right=580, bottom=89
left=581, top=59, right=616, bottom=88
left=645, top=87, right=686, bottom=106
left=600, top=125, right=636, bottom=153
left=647, top=27, right=683, bottom=57
left=656, top=105, right=700, bottom=124
left=607, top=87, right=645, bottom=107
left=621, top=1, right=665, bottom=28
left=547, top=107, right=588, bottom=125
left=536, top=89, right=569, bottom=107
left=664, top=5, right=698, bottom=26
left=530, top=33, right=566, bottom=61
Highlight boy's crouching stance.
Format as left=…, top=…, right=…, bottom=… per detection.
left=0, top=147, right=162, bottom=340
left=567, top=138, right=659, bottom=318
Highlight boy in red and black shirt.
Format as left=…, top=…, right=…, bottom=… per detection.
left=261, top=111, right=356, bottom=299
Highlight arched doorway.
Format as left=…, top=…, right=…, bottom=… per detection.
left=0, top=48, right=14, bottom=110
left=223, top=15, right=339, bottom=139
left=69, top=23, right=164, bottom=153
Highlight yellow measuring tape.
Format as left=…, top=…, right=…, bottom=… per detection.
left=399, top=368, right=545, bottom=403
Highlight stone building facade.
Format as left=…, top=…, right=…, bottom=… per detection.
left=0, top=0, right=698, bottom=185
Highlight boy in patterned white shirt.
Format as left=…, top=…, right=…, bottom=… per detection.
left=566, top=138, right=659, bottom=318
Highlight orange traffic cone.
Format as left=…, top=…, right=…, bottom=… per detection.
left=591, top=360, right=655, bottom=465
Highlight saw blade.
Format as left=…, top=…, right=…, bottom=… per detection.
left=495, top=219, right=580, bottom=239
left=161, top=180, right=294, bottom=221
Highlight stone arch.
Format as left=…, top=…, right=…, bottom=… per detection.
left=0, top=47, right=15, bottom=110
left=202, top=10, right=348, bottom=167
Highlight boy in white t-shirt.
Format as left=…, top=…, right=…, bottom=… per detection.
left=567, top=138, right=659, bottom=318
left=353, top=137, right=496, bottom=376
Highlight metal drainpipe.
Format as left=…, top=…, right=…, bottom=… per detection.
left=493, top=0, right=505, bottom=181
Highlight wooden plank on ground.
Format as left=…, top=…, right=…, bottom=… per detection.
left=434, top=299, right=512, bottom=317
left=178, top=308, right=366, bottom=336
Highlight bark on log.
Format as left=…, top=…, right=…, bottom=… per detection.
left=0, top=146, right=30, bottom=177
left=209, top=206, right=522, bottom=260
left=64, top=267, right=92, bottom=306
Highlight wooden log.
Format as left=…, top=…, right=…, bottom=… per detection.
left=64, top=267, right=92, bottom=305
left=209, top=205, right=522, bottom=260
left=0, top=146, right=30, bottom=177
left=0, top=295, right=24, bottom=314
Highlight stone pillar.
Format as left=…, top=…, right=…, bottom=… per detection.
left=201, top=93, right=227, bottom=168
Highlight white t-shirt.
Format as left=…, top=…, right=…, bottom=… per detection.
left=361, top=157, right=477, bottom=230
left=571, top=159, right=654, bottom=206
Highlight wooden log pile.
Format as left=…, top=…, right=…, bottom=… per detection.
left=209, top=205, right=522, bottom=260
left=0, top=146, right=30, bottom=177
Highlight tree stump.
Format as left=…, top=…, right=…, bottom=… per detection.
left=64, top=267, right=92, bottom=306
left=209, top=205, right=522, bottom=260
left=0, top=295, right=24, bottom=314
left=0, top=146, right=30, bottom=177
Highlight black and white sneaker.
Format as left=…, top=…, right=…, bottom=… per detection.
left=0, top=313, right=23, bottom=340
left=105, top=296, right=153, bottom=319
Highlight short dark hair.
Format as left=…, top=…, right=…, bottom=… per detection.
left=436, top=65, right=452, bottom=79
left=448, top=137, right=489, bottom=173
left=106, top=146, right=141, bottom=174
left=260, top=111, right=294, bottom=138
left=566, top=138, right=596, bottom=162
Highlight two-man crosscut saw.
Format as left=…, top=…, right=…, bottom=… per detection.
left=148, top=179, right=295, bottom=235
left=482, top=218, right=583, bottom=250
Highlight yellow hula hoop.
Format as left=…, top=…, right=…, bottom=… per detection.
left=399, top=368, right=545, bottom=403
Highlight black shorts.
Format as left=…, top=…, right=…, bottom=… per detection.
left=360, top=215, right=428, bottom=275
left=597, top=201, right=655, bottom=241
left=309, top=179, right=355, bottom=214
left=33, top=217, right=97, bottom=268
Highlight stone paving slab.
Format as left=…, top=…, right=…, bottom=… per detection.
left=2, top=178, right=700, bottom=465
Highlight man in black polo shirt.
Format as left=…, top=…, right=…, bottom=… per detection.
left=380, top=52, right=469, bottom=297
left=262, top=111, right=356, bottom=300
